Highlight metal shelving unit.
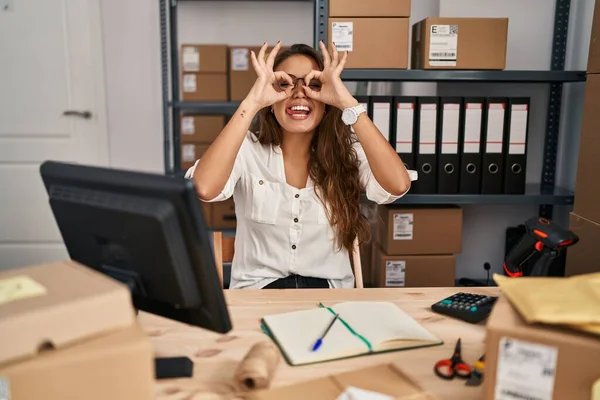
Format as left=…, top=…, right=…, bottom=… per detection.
left=160, top=0, right=584, bottom=215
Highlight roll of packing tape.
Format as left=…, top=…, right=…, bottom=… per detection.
left=234, top=341, right=281, bottom=391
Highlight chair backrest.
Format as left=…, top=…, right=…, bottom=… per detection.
left=211, top=232, right=364, bottom=288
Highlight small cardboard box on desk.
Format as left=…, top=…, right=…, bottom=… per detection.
left=0, top=260, right=154, bottom=400
left=483, top=295, right=600, bottom=400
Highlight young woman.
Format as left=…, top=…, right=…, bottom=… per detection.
left=186, top=41, right=416, bottom=289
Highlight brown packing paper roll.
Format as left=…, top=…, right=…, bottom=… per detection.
left=234, top=341, right=281, bottom=391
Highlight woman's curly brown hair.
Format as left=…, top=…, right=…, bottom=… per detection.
left=249, top=44, right=370, bottom=253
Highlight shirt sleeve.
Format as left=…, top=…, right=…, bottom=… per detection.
left=354, top=141, right=418, bottom=205
left=184, top=133, right=248, bottom=202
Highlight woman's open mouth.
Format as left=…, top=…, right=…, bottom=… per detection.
left=286, top=105, right=312, bottom=120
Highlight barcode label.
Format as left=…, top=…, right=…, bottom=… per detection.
left=429, top=24, right=458, bottom=66
left=332, top=22, right=354, bottom=51
left=393, top=213, right=413, bottom=240
left=385, top=261, right=406, bottom=287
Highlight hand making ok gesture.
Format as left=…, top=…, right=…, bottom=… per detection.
left=302, top=41, right=358, bottom=110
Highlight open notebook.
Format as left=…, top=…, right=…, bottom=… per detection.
left=261, top=301, right=443, bottom=366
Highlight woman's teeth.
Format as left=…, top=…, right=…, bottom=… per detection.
left=286, top=105, right=311, bottom=120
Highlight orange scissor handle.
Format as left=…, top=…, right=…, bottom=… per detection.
left=434, top=359, right=472, bottom=380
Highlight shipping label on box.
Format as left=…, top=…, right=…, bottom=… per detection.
left=429, top=24, right=458, bottom=67
left=232, top=48, right=249, bottom=71
left=182, top=117, right=195, bottom=135
left=183, top=74, right=196, bottom=92
left=393, top=213, right=413, bottom=240
left=385, top=260, right=405, bottom=287
left=182, top=46, right=200, bottom=72
left=332, top=21, right=354, bottom=51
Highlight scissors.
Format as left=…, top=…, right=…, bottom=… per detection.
left=434, top=338, right=472, bottom=380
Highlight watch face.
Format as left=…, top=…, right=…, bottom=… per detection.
left=342, top=108, right=356, bottom=125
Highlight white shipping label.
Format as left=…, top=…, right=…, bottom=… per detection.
left=495, top=337, right=557, bottom=400
left=373, top=103, right=391, bottom=142
left=232, top=48, right=249, bottom=71
left=182, top=145, right=196, bottom=162
left=396, top=103, right=414, bottom=153
left=385, top=261, right=406, bottom=287
left=464, top=103, right=482, bottom=153
left=182, top=117, right=195, bottom=135
left=442, top=103, right=460, bottom=154
left=509, top=104, right=528, bottom=155
left=0, top=377, right=9, bottom=400
left=183, top=74, right=197, bottom=92
left=393, top=213, right=413, bottom=240
left=332, top=22, right=354, bottom=51
left=419, top=104, right=437, bottom=154
left=486, top=104, right=505, bottom=153
left=182, top=46, right=200, bottom=72
left=429, top=25, right=458, bottom=66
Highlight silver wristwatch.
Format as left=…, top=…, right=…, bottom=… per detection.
left=341, top=104, right=367, bottom=126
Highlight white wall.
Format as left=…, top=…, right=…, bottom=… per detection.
left=98, top=0, right=593, bottom=280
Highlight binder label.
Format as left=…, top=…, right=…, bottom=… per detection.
left=232, top=48, right=249, bottom=71
left=509, top=104, right=529, bottom=155
left=429, top=25, right=458, bottom=66
left=385, top=261, right=406, bottom=287
left=495, top=337, right=557, bottom=400
left=442, top=103, right=460, bottom=154
left=393, top=213, right=413, bottom=240
left=182, top=46, right=200, bottom=72
left=419, top=104, right=437, bottom=154
left=464, top=103, right=483, bottom=153
left=182, top=117, right=195, bottom=135
left=373, top=102, right=391, bottom=142
left=396, top=103, right=414, bottom=153
left=331, top=22, right=354, bottom=51
left=486, top=104, right=505, bottom=153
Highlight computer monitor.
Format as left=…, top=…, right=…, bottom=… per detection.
left=40, top=161, right=232, bottom=377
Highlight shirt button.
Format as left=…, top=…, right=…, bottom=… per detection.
left=294, top=218, right=299, bottom=223
left=292, top=245, right=297, bottom=250
left=294, top=194, right=299, bottom=198
left=259, top=180, right=264, bottom=185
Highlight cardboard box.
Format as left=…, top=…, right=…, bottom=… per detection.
left=181, top=143, right=209, bottom=171
left=228, top=45, right=285, bottom=101
left=180, top=44, right=228, bottom=73
left=328, top=18, right=409, bottom=69
left=412, top=17, right=508, bottom=70
left=328, top=0, right=411, bottom=17
left=181, top=73, right=228, bottom=101
left=247, top=363, right=433, bottom=400
left=0, top=260, right=136, bottom=366
left=181, top=115, right=225, bottom=144
left=573, top=74, right=600, bottom=222
left=0, top=323, right=154, bottom=400
left=483, top=295, right=600, bottom=400
left=588, top=1, right=600, bottom=73
left=565, top=212, right=600, bottom=277
left=373, top=246, right=456, bottom=288
left=211, top=198, right=236, bottom=229
left=377, top=205, right=462, bottom=255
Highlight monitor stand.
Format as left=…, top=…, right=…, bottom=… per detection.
left=102, top=265, right=195, bottom=380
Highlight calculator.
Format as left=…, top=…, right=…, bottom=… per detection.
left=431, top=292, right=498, bottom=324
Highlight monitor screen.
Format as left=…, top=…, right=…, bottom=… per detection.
left=40, top=161, right=232, bottom=334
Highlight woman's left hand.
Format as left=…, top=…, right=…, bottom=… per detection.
left=303, top=41, right=359, bottom=110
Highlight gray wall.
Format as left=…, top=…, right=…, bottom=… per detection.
left=99, top=0, right=593, bottom=280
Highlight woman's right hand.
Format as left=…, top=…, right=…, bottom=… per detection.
left=244, top=42, right=293, bottom=111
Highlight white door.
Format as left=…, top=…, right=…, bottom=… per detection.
left=0, top=0, right=109, bottom=270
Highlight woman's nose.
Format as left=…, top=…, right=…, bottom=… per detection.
left=292, top=81, right=306, bottom=97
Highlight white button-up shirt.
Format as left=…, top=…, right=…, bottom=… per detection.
left=186, top=131, right=417, bottom=289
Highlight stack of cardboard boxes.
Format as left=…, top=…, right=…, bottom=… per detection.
left=0, top=261, right=154, bottom=399
left=565, top=2, right=600, bottom=277
left=361, top=204, right=462, bottom=288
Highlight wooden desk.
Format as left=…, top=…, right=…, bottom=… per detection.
left=139, top=287, right=500, bottom=400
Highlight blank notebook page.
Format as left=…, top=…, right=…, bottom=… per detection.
left=262, top=307, right=371, bottom=365
left=330, top=302, right=440, bottom=347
